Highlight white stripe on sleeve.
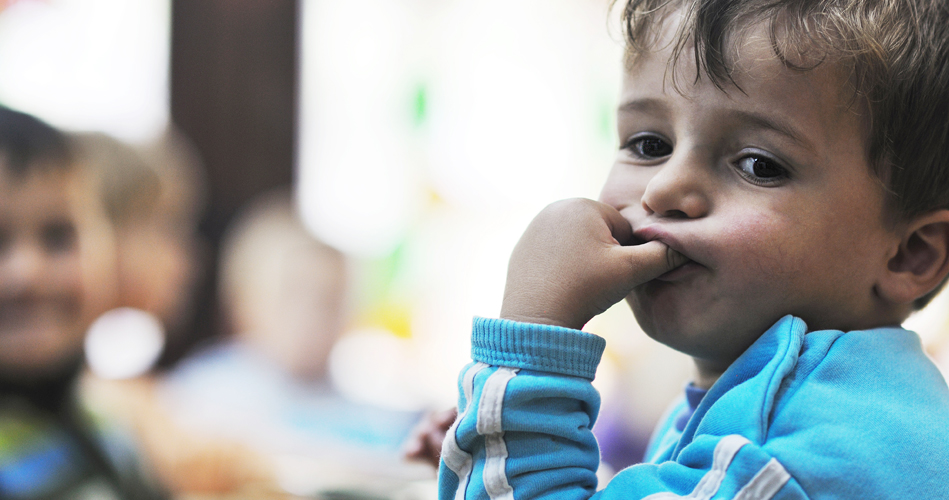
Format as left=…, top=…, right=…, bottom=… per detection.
left=477, top=367, right=519, bottom=500
left=442, top=362, right=489, bottom=500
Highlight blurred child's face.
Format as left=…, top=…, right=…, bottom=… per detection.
left=0, top=166, right=90, bottom=379
left=238, top=245, right=346, bottom=381
left=117, top=177, right=198, bottom=333
left=599, top=21, right=901, bottom=378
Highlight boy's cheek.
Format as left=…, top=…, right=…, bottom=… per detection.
left=49, top=255, right=87, bottom=307
left=70, top=180, right=118, bottom=324
left=118, top=228, right=193, bottom=322
left=598, top=168, right=648, bottom=212
left=708, top=211, right=801, bottom=279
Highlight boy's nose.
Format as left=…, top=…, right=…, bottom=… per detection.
left=640, top=155, right=710, bottom=219
left=1, top=242, right=45, bottom=292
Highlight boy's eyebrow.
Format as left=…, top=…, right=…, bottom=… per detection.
left=617, top=98, right=669, bottom=116
left=733, top=110, right=817, bottom=155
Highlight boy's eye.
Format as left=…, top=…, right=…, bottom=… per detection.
left=735, top=155, right=788, bottom=185
left=625, top=135, right=673, bottom=159
left=41, top=221, right=77, bottom=255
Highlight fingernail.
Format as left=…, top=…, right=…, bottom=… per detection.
left=668, top=248, right=689, bottom=268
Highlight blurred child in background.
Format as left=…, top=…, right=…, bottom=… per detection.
left=0, top=105, right=166, bottom=500
left=156, top=189, right=425, bottom=495
left=71, top=129, right=284, bottom=496
left=72, top=129, right=204, bottom=387
left=215, top=188, right=347, bottom=382
left=72, top=128, right=205, bottom=357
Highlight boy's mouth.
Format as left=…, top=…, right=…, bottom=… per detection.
left=0, top=298, right=77, bottom=334
left=631, top=225, right=703, bottom=281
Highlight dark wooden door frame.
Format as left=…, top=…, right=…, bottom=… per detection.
left=163, top=0, right=298, bottom=366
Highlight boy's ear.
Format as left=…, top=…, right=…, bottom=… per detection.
left=879, top=210, right=949, bottom=305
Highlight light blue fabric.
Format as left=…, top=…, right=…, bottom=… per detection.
left=438, top=315, right=949, bottom=500
left=162, top=341, right=421, bottom=454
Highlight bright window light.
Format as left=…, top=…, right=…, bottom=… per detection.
left=0, top=0, right=170, bottom=142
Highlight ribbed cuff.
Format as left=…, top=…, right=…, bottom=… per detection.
left=471, top=317, right=606, bottom=380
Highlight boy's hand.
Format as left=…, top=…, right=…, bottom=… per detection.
left=501, top=198, right=687, bottom=330
left=403, top=407, right=458, bottom=468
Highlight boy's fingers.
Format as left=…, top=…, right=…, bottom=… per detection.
left=595, top=202, right=634, bottom=245
left=615, top=240, right=689, bottom=285
left=433, top=407, right=459, bottom=427
left=403, top=435, right=424, bottom=457
left=404, top=407, right=457, bottom=465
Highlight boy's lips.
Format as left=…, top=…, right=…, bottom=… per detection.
left=0, top=297, right=78, bottom=333
left=632, top=225, right=703, bottom=281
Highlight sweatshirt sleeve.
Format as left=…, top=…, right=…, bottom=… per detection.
left=437, top=317, right=607, bottom=500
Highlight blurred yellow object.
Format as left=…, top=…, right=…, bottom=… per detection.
left=359, top=303, right=414, bottom=339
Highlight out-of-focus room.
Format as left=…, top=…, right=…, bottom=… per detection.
left=0, top=0, right=946, bottom=499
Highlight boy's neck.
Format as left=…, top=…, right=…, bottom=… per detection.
left=0, top=353, right=84, bottom=413
left=690, top=349, right=734, bottom=389
left=691, top=363, right=722, bottom=390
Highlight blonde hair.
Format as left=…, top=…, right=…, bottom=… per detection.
left=70, top=132, right=162, bottom=228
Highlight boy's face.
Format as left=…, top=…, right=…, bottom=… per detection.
left=117, top=178, right=198, bottom=333
left=235, top=243, right=347, bottom=380
left=599, top=23, right=902, bottom=377
left=0, top=165, right=98, bottom=380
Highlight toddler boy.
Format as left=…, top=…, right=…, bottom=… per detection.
left=0, top=106, right=164, bottom=499
left=438, top=0, right=949, bottom=498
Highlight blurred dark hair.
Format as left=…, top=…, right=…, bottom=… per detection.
left=0, top=104, right=73, bottom=178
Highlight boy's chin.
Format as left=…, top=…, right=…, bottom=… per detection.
left=0, top=349, right=84, bottom=388
left=625, top=298, right=770, bottom=366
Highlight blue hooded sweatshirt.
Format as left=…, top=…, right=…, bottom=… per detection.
left=438, top=315, right=949, bottom=500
